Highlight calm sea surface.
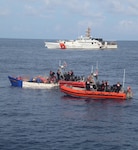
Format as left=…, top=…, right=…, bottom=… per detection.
left=0, top=39, right=138, bottom=150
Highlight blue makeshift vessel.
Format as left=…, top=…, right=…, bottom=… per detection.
left=8, top=76, right=58, bottom=89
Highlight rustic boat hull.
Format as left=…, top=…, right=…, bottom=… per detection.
left=8, top=76, right=58, bottom=89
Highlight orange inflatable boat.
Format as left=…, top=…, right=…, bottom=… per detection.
left=60, top=85, right=133, bottom=100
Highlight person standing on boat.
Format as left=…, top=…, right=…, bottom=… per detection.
left=57, top=69, right=62, bottom=81
left=93, top=69, right=98, bottom=80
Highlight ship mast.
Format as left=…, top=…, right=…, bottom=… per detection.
left=85, top=27, right=91, bottom=37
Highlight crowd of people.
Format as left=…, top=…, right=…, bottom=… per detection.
left=85, top=76, right=122, bottom=93
left=49, top=68, right=122, bottom=93
left=56, top=69, right=74, bottom=81
left=49, top=69, right=84, bottom=83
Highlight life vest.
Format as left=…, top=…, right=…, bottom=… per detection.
left=60, top=43, right=66, bottom=49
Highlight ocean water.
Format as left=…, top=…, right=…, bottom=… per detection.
left=0, top=39, right=138, bottom=150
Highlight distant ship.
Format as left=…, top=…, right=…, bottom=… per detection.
left=45, top=27, right=117, bottom=49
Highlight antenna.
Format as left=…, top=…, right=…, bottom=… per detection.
left=122, top=69, right=125, bottom=90
left=59, top=60, right=61, bottom=67
left=96, top=61, right=98, bottom=70
left=85, top=27, right=91, bottom=37
left=91, top=65, right=93, bottom=74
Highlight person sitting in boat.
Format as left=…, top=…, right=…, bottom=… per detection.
left=105, top=80, right=110, bottom=92
left=49, top=71, right=57, bottom=83
left=70, top=70, right=74, bottom=76
left=63, top=70, right=73, bottom=81
left=85, top=80, right=90, bottom=91
left=49, top=71, right=55, bottom=78
left=16, top=76, right=22, bottom=80
left=30, top=77, right=37, bottom=82
left=116, top=82, right=122, bottom=92
left=101, top=81, right=105, bottom=91
left=96, top=80, right=105, bottom=91
left=69, top=70, right=74, bottom=81
left=65, top=72, right=70, bottom=81
left=63, top=72, right=67, bottom=80
left=50, top=76, right=56, bottom=83
left=86, top=75, right=97, bottom=90
left=112, top=82, right=122, bottom=92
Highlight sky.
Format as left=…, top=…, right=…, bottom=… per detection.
left=0, top=0, right=138, bottom=40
